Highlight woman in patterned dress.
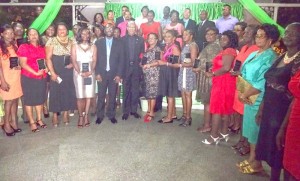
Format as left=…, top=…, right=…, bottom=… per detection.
left=178, top=29, right=199, bottom=126
left=142, top=33, right=161, bottom=122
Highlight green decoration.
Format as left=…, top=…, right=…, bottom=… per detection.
left=238, top=0, right=285, bottom=36
left=104, top=3, right=244, bottom=24
left=30, top=0, right=63, bottom=34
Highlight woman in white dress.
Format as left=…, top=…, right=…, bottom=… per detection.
left=71, top=27, right=97, bottom=128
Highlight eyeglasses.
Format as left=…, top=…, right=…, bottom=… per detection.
left=255, top=35, right=267, bottom=39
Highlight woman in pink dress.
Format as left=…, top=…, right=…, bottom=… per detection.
left=165, top=10, right=184, bottom=48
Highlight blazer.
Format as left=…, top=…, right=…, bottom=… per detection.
left=95, top=37, right=124, bottom=79
left=195, top=20, right=216, bottom=51
left=179, top=18, right=197, bottom=32
left=121, top=34, right=144, bottom=77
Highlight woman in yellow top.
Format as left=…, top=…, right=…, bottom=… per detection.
left=0, top=24, right=23, bottom=136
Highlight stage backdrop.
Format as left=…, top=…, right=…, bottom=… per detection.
left=104, top=3, right=244, bottom=23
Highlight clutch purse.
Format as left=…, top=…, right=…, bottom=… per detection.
left=237, top=75, right=259, bottom=104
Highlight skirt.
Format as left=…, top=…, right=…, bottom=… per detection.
left=159, top=65, right=180, bottom=97
left=21, top=75, right=46, bottom=106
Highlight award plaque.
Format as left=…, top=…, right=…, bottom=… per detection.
left=233, top=60, right=242, bottom=71
left=83, top=77, right=92, bottom=85
left=37, top=59, right=46, bottom=70
left=172, top=55, right=179, bottom=64
left=193, top=59, right=200, bottom=69
left=185, top=53, right=191, bottom=59
left=205, top=62, right=212, bottom=72
left=9, top=57, right=19, bottom=69
left=155, top=51, right=160, bottom=60
left=81, top=63, right=90, bottom=72
left=64, top=55, right=71, bottom=66
left=141, top=56, right=147, bottom=66
left=167, top=55, right=174, bottom=63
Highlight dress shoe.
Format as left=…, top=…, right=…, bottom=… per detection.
left=110, top=118, right=118, bottom=124
left=122, top=113, right=129, bottom=120
left=130, top=112, right=141, bottom=119
left=95, top=117, right=103, bottom=124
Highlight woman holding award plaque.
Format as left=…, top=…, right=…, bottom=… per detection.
left=177, top=29, right=199, bottom=127
left=0, top=24, right=23, bottom=136
left=46, top=22, right=77, bottom=127
left=18, top=28, right=47, bottom=132
left=157, top=30, right=181, bottom=124
left=236, top=24, right=279, bottom=174
left=71, top=27, right=96, bottom=128
left=142, top=33, right=161, bottom=122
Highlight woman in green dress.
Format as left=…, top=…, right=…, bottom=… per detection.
left=237, top=24, right=280, bottom=174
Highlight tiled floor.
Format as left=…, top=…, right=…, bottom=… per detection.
left=0, top=108, right=271, bottom=181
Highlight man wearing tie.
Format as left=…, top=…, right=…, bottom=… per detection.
left=121, top=21, right=144, bottom=120
left=179, top=8, right=197, bottom=32
left=195, top=10, right=216, bottom=52
left=95, top=23, right=124, bottom=124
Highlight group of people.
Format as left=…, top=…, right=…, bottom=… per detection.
left=0, top=4, right=299, bottom=181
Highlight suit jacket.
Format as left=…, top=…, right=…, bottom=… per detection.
left=95, top=37, right=124, bottom=79
left=195, top=20, right=216, bottom=51
left=179, top=18, right=197, bottom=32
left=121, top=34, right=144, bottom=77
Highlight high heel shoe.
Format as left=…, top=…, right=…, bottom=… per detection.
left=202, top=135, right=220, bottom=145
left=36, top=120, right=47, bottom=128
left=43, top=105, right=50, bottom=118
left=179, top=118, right=192, bottom=127
left=11, top=126, right=22, bottom=133
left=30, top=123, right=39, bottom=133
left=220, top=133, right=230, bottom=142
left=1, top=126, right=15, bottom=136
left=78, top=115, right=83, bottom=128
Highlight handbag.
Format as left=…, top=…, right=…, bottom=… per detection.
left=237, top=75, right=259, bottom=104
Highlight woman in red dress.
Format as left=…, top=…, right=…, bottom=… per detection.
left=202, top=30, right=238, bottom=144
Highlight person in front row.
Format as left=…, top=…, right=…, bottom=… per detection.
left=121, top=21, right=145, bottom=120
left=94, top=23, right=124, bottom=124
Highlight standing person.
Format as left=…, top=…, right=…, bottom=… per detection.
left=41, top=24, right=55, bottom=118
left=18, top=28, right=48, bottom=132
left=103, top=10, right=115, bottom=27
left=116, top=5, right=129, bottom=27
left=135, top=5, right=149, bottom=30
left=230, top=25, right=259, bottom=156
left=195, top=27, right=222, bottom=133
left=142, top=33, right=161, bottom=122
left=157, top=30, right=181, bottom=123
left=160, top=6, right=171, bottom=30
left=236, top=24, right=279, bottom=174
left=71, top=27, right=97, bottom=128
left=201, top=30, right=238, bottom=145
left=195, top=10, right=216, bottom=52
left=118, top=11, right=134, bottom=37
left=233, top=22, right=247, bottom=50
left=91, top=25, right=104, bottom=43
left=216, top=4, right=239, bottom=34
left=45, top=22, right=77, bottom=127
left=165, top=10, right=185, bottom=48
left=113, top=27, right=122, bottom=108
left=93, top=13, right=105, bottom=30
left=94, top=23, right=124, bottom=124
left=255, top=23, right=300, bottom=180
left=179, top=8, right=197, bottom=32
left=121, top=21, right=144, bottom=120
left=140, top=10, right=162, bottom=41
left=178, top=29, right=198, bottom=126
left=0, top=24, right=23, bottom=136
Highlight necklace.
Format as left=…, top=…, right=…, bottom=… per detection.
left=56, top=36, right=69, bottom=46
left=79, top=43, right=91, bottom=52
left=283, top=51, right=300, bottom=64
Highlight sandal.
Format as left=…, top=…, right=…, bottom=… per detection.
left=179, top=118, right=192, bottom=127
left=78, top=115, right=84, bottom=128
left=145, top=115, right=154, bottom=123
left=236, top=160, right=250, bottom=168
left=239, top=164, right=264, bottom=174
left=84, top=114, right=90, bottom=127
left=238, top=145, right=250, bottom=156
left=36, top=120, right=47, bottom=128
left=177, top=115, right=186, bottom=122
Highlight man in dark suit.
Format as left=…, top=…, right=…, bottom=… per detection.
left=195, top=10, right=216, bottom=52
left=179, top=8, right=197, bottom=32
left=121, top=21, right=145, bottom=120
left=95, top=23, right=124, bottom=124
left=116, top=5, right=129, bottom=27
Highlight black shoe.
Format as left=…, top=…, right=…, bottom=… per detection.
left=122, top=113, right=129, bottom=120
left=130, top=112, right=141, bottom=119
left=11, top=127, right=22, bottom=133
left=157, top=119, right=173, bottom=124
left=44, top=113, right=50, bottom=118
left=95, top=117, right=103, bottom=124
left=110, top=118, right=118, bottom=124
